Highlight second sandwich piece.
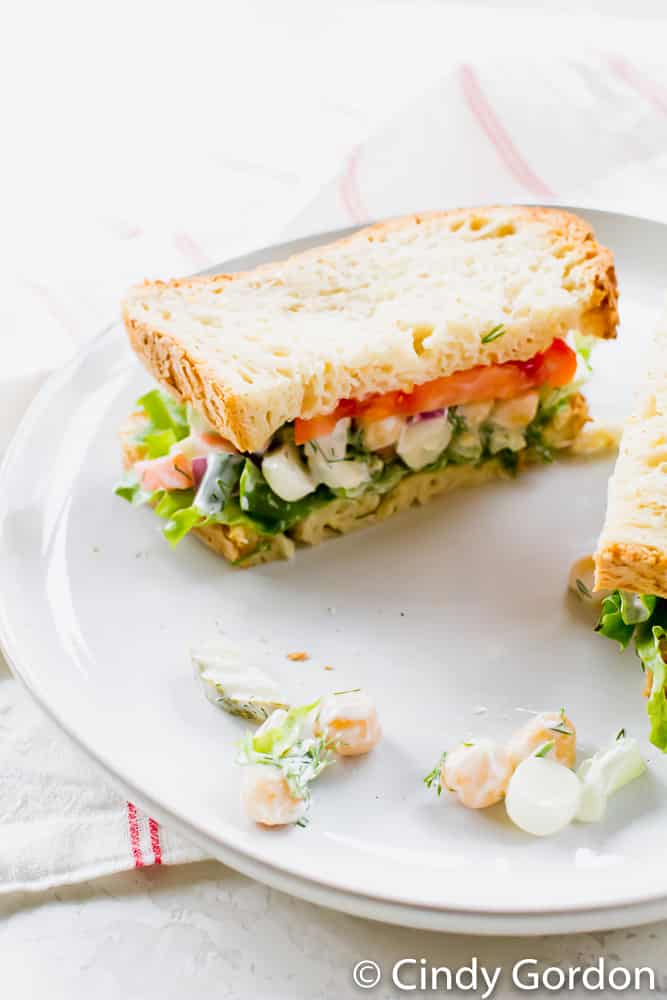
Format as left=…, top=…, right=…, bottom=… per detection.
left=595, top=305, right=667, bottom=751
left=119, top=206, right=618, bottom=566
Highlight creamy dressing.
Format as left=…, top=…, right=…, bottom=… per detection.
left=396, top=413, right=452, bottom=470
left=304, top=441, right=372, bottom=492
left=318, top=690, right=374, bottom=725
left=191, top=642, right=288, bottom=722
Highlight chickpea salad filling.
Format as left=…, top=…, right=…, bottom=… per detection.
left=116, top=336, right=592, bottom=558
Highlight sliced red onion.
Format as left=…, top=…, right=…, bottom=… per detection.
left=192, top=456, right=208, bottom=489
left=409, top=407, right=447, bottom=424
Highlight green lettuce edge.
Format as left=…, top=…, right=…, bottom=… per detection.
left=597, top=590, right=667, bottom=751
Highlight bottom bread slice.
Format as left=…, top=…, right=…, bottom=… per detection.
left=121, top=393, right=588, bottom=568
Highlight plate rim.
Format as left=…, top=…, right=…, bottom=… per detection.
left=3, top=205, right=667, bottom=934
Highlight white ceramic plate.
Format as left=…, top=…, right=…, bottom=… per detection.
left=2, top=208, right=667, bottom=935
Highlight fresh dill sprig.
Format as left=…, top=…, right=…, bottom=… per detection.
left=480, top=324, right=506, bottom=345
left=549, top=722, right=574, bottom=736
left=423, top=752, right=447, bottom=795
left=307, top=440, right=348, bottom=464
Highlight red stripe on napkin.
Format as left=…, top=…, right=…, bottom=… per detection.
left=126, top=802, right=144, bottom=868
left=25, top=281, right=79, bottom=338
left=459, top=64, right=555, bottom=199
left=173, top=231, right=212, bottom=268
left=607, top=55, right=667, bottom=116
left=148, top=817, right=163, bottom=865
left=339, top=145, right=368, bottom=224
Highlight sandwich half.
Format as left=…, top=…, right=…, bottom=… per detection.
left=117, top=206, right=617, bottom=567
left=595, top=305, right=667, bottom=750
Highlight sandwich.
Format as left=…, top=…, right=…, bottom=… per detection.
left=595, top=305, right=667, bottom=750
left=117, top=206, right=617, bottom=567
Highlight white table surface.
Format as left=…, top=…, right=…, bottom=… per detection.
left=5, top=1, right=667, bottom=995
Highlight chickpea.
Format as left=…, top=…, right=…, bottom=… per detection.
left=507, top=711, right=576, bottom=769
left=314, top=690, right=381, bottom=756
left=442, top=740, right=513, bottom=809
left=241, top=764, right=306, bottom=827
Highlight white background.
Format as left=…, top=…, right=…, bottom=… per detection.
left=5, top=1, right=667, bottom=996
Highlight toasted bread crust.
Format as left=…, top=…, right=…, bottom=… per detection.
left=123, top=206, right=617, bottom=453
left=596, top=542, right=667, bottom=600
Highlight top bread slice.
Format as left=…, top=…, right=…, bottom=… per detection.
left=123, top=206, right=618, bottom=453
left=595, top=305, right=667, bottom=598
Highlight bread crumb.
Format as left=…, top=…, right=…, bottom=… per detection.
left=287, top=651, right=309, bottom=662
left=571, top=420, right=621, bottom=456
left=323, top=665, right=334, bottom=671
left=568, top=554, right=609, bottom=605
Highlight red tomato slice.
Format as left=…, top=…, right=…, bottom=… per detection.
left=294, top=400, right=357, bottom=443
left=294, top=339, right=576, bottom=444
left=529, top=336, right=578, bottom=387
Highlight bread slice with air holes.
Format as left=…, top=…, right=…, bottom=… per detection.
left=123, top=206, right=617, bottom=454
left=595, top=305, right=667, bottom=598
left=119, top=206, right=616, bottom=567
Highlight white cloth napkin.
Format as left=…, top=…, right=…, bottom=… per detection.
left=0, top=666, right=206, bottom=892
left=4, top=50, right=667, bottom=892
left=285, top=55, right=667, bottom=238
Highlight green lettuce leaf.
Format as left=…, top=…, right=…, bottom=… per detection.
left=620, top=591, right=656, bottom=624
left=157, top=455, right=247, bottom=547
left=370, top=462, right=407, bottom=494
left=151, top=455, right=248, bottom=547
left=596, top=590, right=667, bottom=751
left=143, top=428, right=178, bottom=459
left=573, top=331, right=596, bottom=373
left=595, top=591, right=636, bottom=650
left=137, top=389, right=189, bottom=439
left=115, top=479, right=143, bottom=504
left=114, top=477, right=156, bottom=507
left=154, top=489, right=195, bottom=519
left=162, top=507, right=205, bottom=546
left=236, top=700, right=335, bottom=811
left=252, top=701, right=320, bottom=756
left=152, top=489, right=201, bottom=546
left=635, top=623, right=667, bottom=751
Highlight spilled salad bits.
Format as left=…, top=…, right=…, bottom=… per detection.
left=237, top=692, right=381, bottom=827
left=424, top=710, right=646, bottom=837
left=190, top=641, right=381, bottom=828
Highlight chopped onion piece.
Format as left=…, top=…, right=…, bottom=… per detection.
left=505, top=756, right=581, bottom=836
left=576, top=735, right=645, bottom=823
